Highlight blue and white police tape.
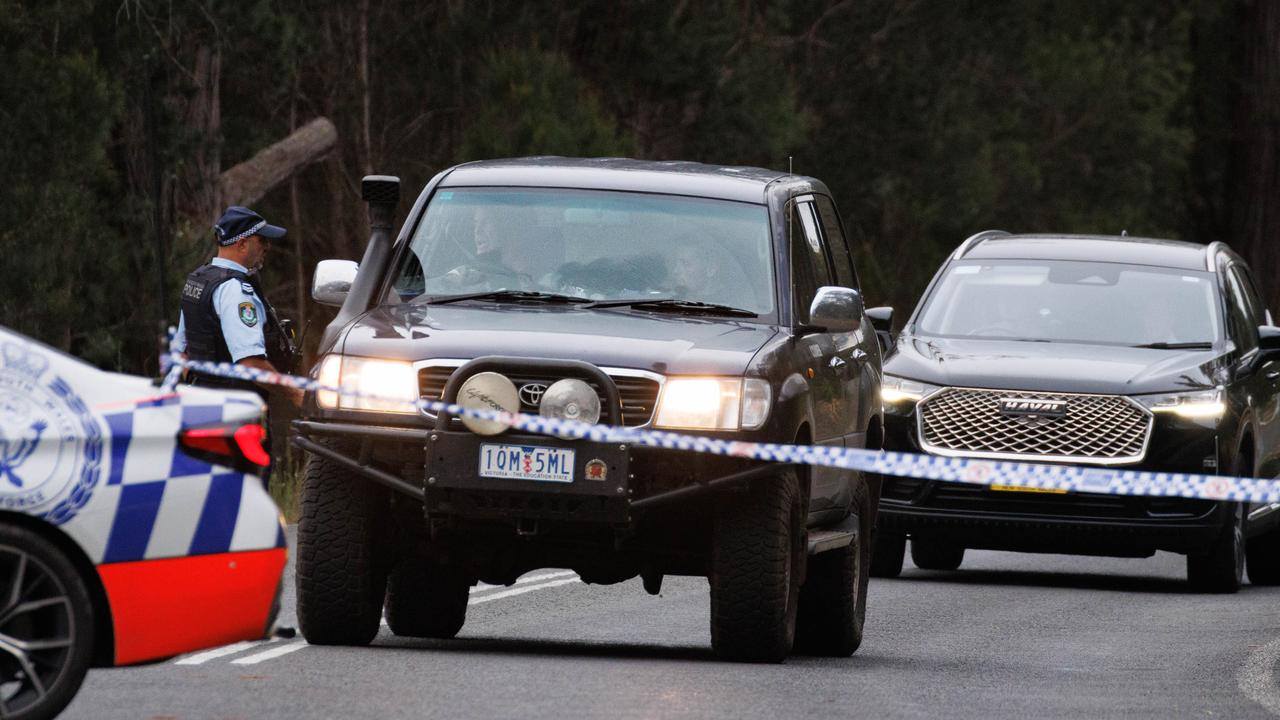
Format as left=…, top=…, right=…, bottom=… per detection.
left=160, top=349, right=1280, bottom=505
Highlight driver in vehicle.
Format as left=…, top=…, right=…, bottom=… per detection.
left=668, top=235, right=737, bottom=306
left=439, top=206, right=534, bottom=289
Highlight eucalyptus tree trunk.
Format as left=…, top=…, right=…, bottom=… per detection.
left=1231, top=0, right=1280, bottom=309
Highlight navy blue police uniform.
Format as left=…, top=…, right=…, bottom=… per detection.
left=174, top=207, right=296, bottom=393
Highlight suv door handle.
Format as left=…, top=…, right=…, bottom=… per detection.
left=1268, top=370, right=1280, bottom=381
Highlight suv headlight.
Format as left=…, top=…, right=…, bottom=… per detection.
left=881, top=375, right=938, bottom=408
left=316, top=355, right=418, bottom=413
left=1135, top=388, right=1225, bottom=419
left=654, top=377, right=771, bottom=430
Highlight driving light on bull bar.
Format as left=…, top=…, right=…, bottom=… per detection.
left=315, top=355, right=418, bottom=414
left=654, top=377, right=770, bottom=431
left=457, top=372, right=519, bottom=435
left=540, top=378, right=601, bottom=429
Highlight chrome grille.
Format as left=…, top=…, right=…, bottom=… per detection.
left=918, top=387, right=1152, bottom=464
left=418, top=366, right=660, bottom=427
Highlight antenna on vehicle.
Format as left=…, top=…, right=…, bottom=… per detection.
left=1121, top=229, right=1129, bottom=237
left=788, top=155, right=793, bottom=175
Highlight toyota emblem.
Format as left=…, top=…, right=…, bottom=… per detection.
left=519, top=383, right=549, bottom=407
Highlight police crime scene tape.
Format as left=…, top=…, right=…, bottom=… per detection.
left=159, top=350, right=1280, bottom=505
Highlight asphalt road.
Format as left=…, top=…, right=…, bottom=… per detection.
left=63, top=529, right=1280, bottom=719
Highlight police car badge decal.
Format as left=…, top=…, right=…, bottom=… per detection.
left=0, top=341, right=102, bottom=523
left=238, top=302, right=259, bottom=327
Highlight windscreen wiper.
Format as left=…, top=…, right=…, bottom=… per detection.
left=1131, top=341, right=1214, bottom=349
left=425, top=290, right=593, bottom=306
left=588, top=297, right=758, bottom=318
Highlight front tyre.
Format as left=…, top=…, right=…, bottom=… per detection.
left=794, top=476, right=870, bottom=657
left=297, top=441, right=391, bottom=645
left=385, top=561, right=470, bottom=639
left=0, top=525, right=95, bottom=720
left=870, top=531, right=906, bottom=578
left=911, top=537, right=965, bottom=571
left=1187, top=502, right=1244, bottom=594
left=710, top=469, right=803, bottom=663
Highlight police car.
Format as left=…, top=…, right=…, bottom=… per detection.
left=0, top=325, right=286, bottom=720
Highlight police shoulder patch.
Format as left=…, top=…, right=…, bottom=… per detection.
left=240, top=281, right=255, bottom=295
left=238, top=302, right=259, bottom=327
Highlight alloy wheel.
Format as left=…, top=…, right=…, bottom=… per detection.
left=0, top=544, right=76, bottom=718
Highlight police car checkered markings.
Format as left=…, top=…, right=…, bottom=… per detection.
left=0, top=327, right=289, bottom=719
left=161, top=343, right=1280, bottom=504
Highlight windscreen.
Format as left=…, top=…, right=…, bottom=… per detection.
left=914, top=260, right=1222, bottom=346
left=389, top=188, right=774, bottom=314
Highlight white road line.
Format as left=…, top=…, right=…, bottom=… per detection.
left=470, top=570, right=577, bottom=594
left=468, top=577, right=580, bottom=604
left=1239, top=636, right=1280, bottom=716
left=231, top=640, right=308, bottom=665
left=174, top=639, right=278, bottom=665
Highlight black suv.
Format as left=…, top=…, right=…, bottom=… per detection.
left=293, top=159, right=884, bottom=662
left=873, top=232, right=1280, bottom=593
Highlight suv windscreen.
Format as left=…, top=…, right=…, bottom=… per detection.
left=914, top=260, right=1222, bottom=346
left=389, top=188, right=774, bottom=315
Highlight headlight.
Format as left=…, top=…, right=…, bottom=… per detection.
left=881, top=375, right=937, bottom=406
left=1135, top=388, right=1225, bottom=419
left=654, top=377, right=771, bottom=430
left=315, top=355, right=418, bottom=414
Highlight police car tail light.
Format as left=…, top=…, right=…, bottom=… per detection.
left=179, top=422, right=270, bottom=473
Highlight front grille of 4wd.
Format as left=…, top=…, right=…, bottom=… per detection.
left=917, top=387, right=1152, bottom=465
left=418, top=365, right=660, bottom=427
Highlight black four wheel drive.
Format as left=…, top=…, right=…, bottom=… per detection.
left=293, top=159, right=885, bottom=662
left=874, top=231, right=1280, bottom=593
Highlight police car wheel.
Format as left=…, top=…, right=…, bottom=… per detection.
left=384, top=561, right=470, bottom=639
left=794, top=476, right=870, bottom=657
left=709, top=468, right=803, bottom=663
left=296, top=442, right=391, bottom=646
left=0, top=525, right=95, bottom=720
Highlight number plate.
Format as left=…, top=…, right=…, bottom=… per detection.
left=479, top=444, right=575, bottom=483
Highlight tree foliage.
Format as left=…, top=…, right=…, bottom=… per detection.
left=0, top=0, right=1267, bottom=372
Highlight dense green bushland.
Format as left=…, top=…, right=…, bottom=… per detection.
left=1, top=0, right=1271, bottom=373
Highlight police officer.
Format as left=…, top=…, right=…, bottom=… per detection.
left=173, top=206, right=302, bottom=407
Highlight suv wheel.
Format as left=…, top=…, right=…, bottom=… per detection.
left=710, top=468, right=803, bottom=663
left=1247, top=524, right=1280, bottom=585
left=870, top=531, right=906, bottom=578
left=794, top=476, right=870, bottom=657
left=385, top=560, right=470, bottom=639
left=0, top=525, right=95, bottom=720
left=911, top=537, right=965, bottom=571
left=297, top=440, right=391, bottom=645
left=1187, top=502, right=1244, bottom=594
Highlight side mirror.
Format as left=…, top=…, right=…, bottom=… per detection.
left=808, top=286, right=863, bottom=334
left=1259, top=325, right=1280, bottom=352
left=866, top=306, right=894, bottom=352
left=312, top=259, right=359, bottom=307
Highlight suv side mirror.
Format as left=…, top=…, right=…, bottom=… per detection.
left=866, top=306, right=894, bottom=352
left=1259, top=325, right=1280, bottom=352
left=808, top=286, right=863, bottom=333
left=312, top=259, right=359, bottom=307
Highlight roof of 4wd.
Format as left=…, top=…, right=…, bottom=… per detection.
left=960, top=232, right=1220, bottom=271
left=439, top=157, right=803, bottom=204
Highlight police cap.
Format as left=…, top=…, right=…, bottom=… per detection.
left=213, top=206, right=288, bottom=246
